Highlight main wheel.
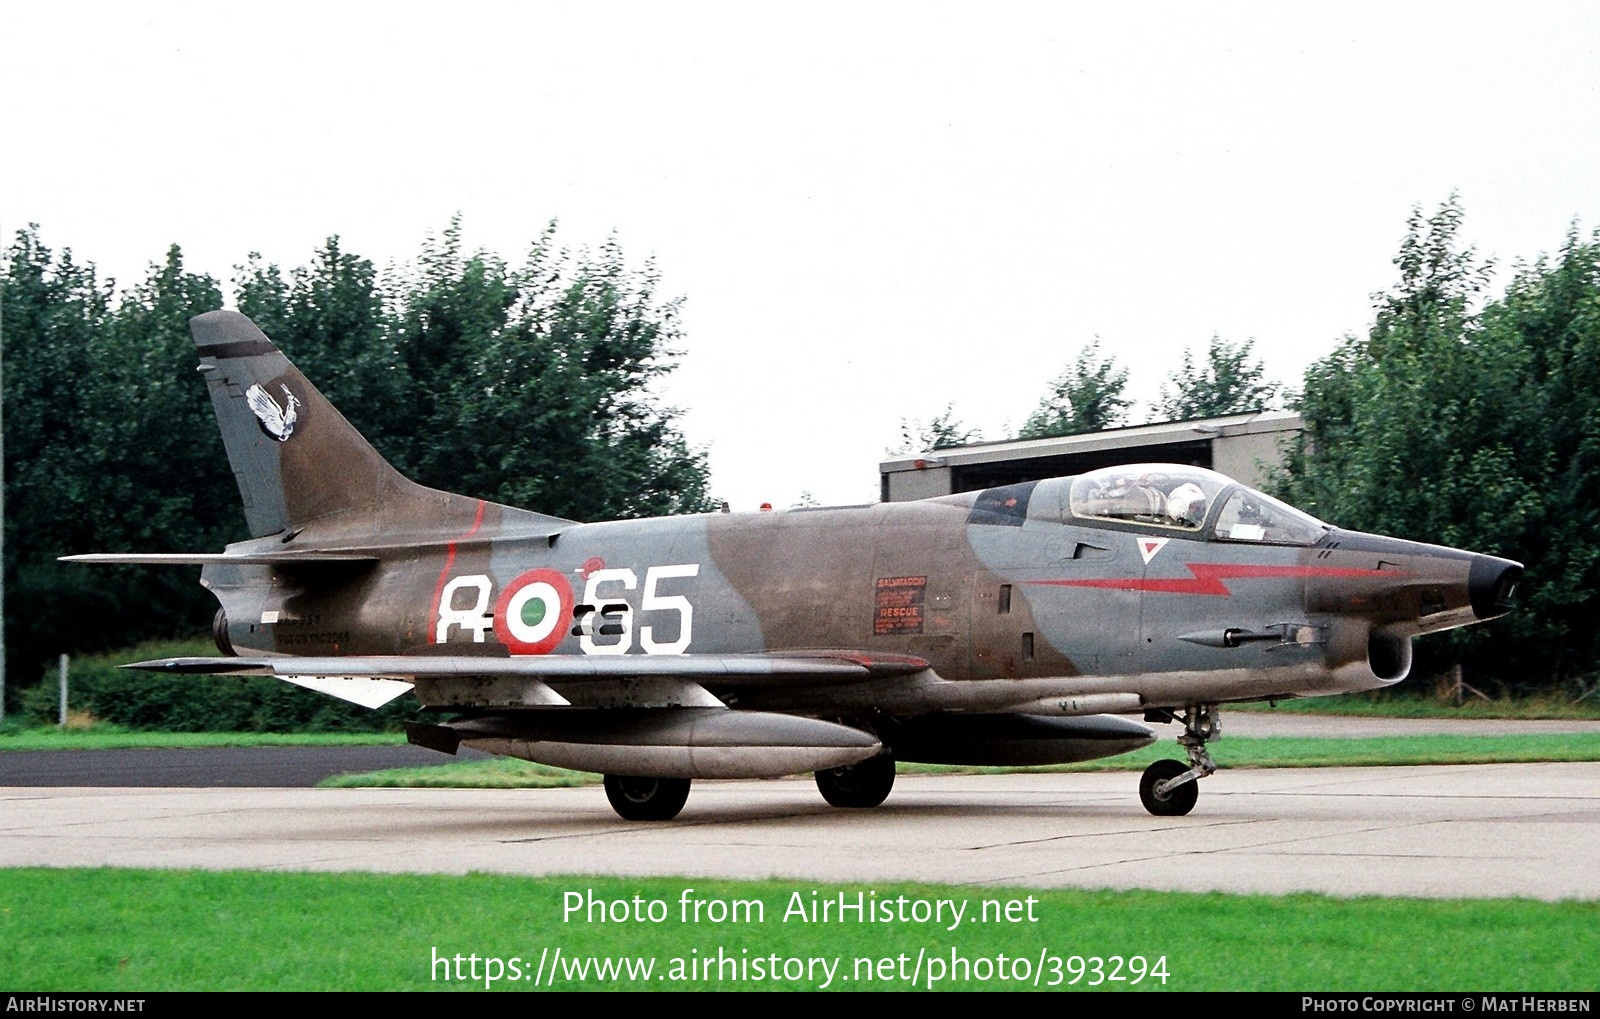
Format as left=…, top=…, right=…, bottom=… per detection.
left=815, top=756, right=895, bottom=808
left=1140, top=758, right=1198, bottom=817
left=603, top=775, right=691, bottom=821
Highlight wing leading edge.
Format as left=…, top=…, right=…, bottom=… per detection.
left=122, top=651, right=929, bottom=681
left=122, top=651, right=934, bottom=709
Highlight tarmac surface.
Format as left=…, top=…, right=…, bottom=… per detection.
left=2, top=712, right=1593, bottom=788
left=0, top=744, right=491, bottom=787
left=2, top=713, right=1597, bottom=900
left=2, top=766, right=1597, bottom=899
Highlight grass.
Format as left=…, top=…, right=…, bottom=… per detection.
left=0, top=727, right=405, bottom=751
left=1231, top=691, right=1600, bottom=720
left=8, top=649, right=1595, bottom=992
left=913, top=732, right=1600, bottom=771
left=7, top=698, right=1598, bottom=992
left=315, top=732, right=1600, bottom=789
left=320, top=757, right=598, bottom=789
left=3, top=869, right=1594, bottom=992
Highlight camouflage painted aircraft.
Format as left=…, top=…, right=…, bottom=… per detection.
left=66, top=311, right=1523, bottom=820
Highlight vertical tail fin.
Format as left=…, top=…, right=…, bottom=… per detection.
left=192, top=310, right=393, bottom=538
left=190, top=310, right=569, bottom=541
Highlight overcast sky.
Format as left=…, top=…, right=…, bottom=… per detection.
left=5, top=2, right=1599, bottom=511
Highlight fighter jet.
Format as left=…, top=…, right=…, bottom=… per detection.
left=65, top=311, right=1523, bottom=820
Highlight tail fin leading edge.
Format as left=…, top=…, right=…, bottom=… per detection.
left=190, top=310, right=572, bottom=542
left=191, top=310, right=398, bottom=538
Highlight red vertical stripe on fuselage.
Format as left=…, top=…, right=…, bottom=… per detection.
left=427, top=500, right=489, bottom=639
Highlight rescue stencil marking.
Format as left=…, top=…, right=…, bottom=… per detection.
left=1138, top=537, right=1169, bottom=564
left=875, top=575, right=927, bottom=635
left=495, top=568, right=575, bottom=654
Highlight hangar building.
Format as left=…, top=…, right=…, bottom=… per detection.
left=878, top=410, right=1302, bottom=503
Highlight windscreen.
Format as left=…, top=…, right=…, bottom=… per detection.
left=1212, top=487, right=1327, bottom=545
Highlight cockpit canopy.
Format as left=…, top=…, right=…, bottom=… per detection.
left=1067, top=464, right=1327, bottom=545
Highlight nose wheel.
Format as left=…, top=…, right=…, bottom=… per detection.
left=1139, top=705, right=1219, bottom=817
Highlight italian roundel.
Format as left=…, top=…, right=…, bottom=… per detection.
left=493, top=568, right=574, bottom=655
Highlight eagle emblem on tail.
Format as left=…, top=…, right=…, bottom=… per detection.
left=245, top=383, right=300, bottom=442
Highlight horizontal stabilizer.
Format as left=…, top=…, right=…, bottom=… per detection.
left=60, top=530, right=578, bottom=565
left=60, top=552, right=378, bottom=566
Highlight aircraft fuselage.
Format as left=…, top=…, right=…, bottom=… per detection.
left=73, top=311, right=1521, bottom=819
left=203, top=472, right=1518, bottom=719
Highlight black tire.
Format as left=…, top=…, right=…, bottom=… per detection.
left=1140, top=758, right=1198, bottom=817
left=603, top=775, right=691, bottom=821
left=815, top=756, right=895, bottom=808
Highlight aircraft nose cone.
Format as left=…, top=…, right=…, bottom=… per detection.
left=1469, top=554, right=1523, bottom=620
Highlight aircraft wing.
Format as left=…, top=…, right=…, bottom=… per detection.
left=121, top=651, right=934, bottom=709
left=123, top=651, right=929, bottom=681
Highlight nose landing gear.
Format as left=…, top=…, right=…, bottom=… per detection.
left=1139, top=705, right=1219, bottom=816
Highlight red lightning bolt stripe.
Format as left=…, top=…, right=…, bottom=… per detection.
left=1027, top=563, right=1398, bottom=596
left=427, top=499, right=489, bottom=636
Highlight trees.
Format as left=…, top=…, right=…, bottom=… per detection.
left=891, top=404, right=982, bottom=454
left=1155, top=335, right=1279, bottom=421
left=3, top=228, right=119, bottom=688
left=2, top=222, right=712, bottom=694
left=234, top=236, right=404, bottom=457
left=1278, top=199, right=1600, bottom=691
left=2, top=232, right=228, bottom=685
left=232, top=219, right=714, bottom=522
left=385, top=221, right=713, bottom=521
left=1019, top=341, right=1132, bottom=438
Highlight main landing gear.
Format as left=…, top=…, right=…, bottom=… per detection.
left=1139, top=705, right=1219, bottom=817
left=815, top=755, right=896, bottom=808
left=603, top=775, right=691, bottom=821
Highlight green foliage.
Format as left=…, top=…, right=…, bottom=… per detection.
left=1229, top=689, right=1600, bottom=719
left=19, top=641, right=409, bottom=732
left=1279, top=197, right=1600, bottom=690
left=234, top=236, right=406, bottom=458
left=1155, top=334, right=1280, bottom=421
left=382, top=219, right=713, bottom=520
left=2, top=221, right=713, bottom=704
left=1019, top=340, right=1131, bottom=438
left=891, top=403, right=982, bottom=454
left=2, top=233, right=228, bottom=688
left=0, top=729, right=403, bottom=750
left=232, top=219, right=713, bottom=522
left=325, top=733, right=1600, bottom=786
left=4, top=870, right=1596, bottom=990
left=320, top=757, right=596, bottom=788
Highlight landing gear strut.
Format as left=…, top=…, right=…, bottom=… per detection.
left=603, top=775, right=691, bottom=821
left=1138, top=705, right=1219, bottom=817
